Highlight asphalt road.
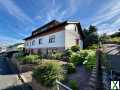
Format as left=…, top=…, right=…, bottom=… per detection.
left=0, top=56, right=32, bottom=90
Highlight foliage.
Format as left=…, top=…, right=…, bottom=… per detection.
left=69, top=80, right=79, bottom=90
left=84, top=50, right=96, bottom=71
left=61, top=49, right=72, bottom=61
left=108, top=37, right=120, bottom=44
left=67, top=63, right=76, bottom=74
left=16, top=54, right=41, bottom=64
left=32, top=61, right=64, bottom=88
left=110, top=31, right=120, bottom=38
left=69, top=50, right=96, bottom=71
left=50, top=52, right=62, bottom=60
left=87, top=44, right=98, bottom=50
left=71, top=45, right=80, bottom=52
left=70, top=53, right=84, bottom=65
left=83, top=25, right=99, bottom=48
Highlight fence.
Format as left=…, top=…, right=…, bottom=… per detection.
left=95, top=47, right=111, bottom=90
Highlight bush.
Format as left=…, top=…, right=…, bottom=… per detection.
left=70, top=50, right=96, bottom=71
left=51, top=52, right=62, bottom=60
left=16, top=54, right=41, bottom=64
left=71, top=45, right=80, bottom=52
left=87, top=44, right=97, bottom=50
left=84, top=50, right=96, bottom=71
left=32, top=61, right=64, bottom=88
left=69, top=80, right=79, bottom=90
left=70, top=53, right=83, bottom=65
left=23, top=54, right=41, bottom=64
left=61, top=49, right=72, bottom=61
left=67, top=63, right=76, bottom=74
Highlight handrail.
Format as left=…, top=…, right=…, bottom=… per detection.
left=56, top=80, right=72, bottom=90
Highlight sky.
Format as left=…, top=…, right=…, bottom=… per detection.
left=0, top=0, right=120, bottom=46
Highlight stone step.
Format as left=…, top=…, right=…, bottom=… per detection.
left=91, top=71, right=96, bottom=74
left=89, top=81, right=96, bottom=89
left=90, top=74, right=96, bottom=78
left=89, top=77, right=96, bottom=82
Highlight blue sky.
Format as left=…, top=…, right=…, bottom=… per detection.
left=0, top=0, right=120, bottom=46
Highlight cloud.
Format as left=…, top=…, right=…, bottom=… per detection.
left=90, top=0, right=120, bottom=34
left=0, top=35, right=23, bottom=47
left=0, top=0, right=33, bottom=23
left=43, top=0, right=83, bottom=22
left=91, top=0, right=120, bottom=25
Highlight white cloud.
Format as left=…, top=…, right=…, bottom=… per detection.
left=0, top=0, right=33, bottom=23
left=90, top=0, right=120, bottom=34
left=44, top=0, right=84, bottom=22
left=92, top=0, right=120, bottom=25
left=0, top=35, right=22, bottom=47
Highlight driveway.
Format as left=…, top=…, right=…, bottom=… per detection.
left=0, top=56, right=32, bottom=90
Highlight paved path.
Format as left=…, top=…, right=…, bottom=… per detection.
left=68, top=65, right=90, bottom=90
left=0, top=56, right=32, bottom=90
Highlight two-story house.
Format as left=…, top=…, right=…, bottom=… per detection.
left=24, top=20, right=84, bottom=55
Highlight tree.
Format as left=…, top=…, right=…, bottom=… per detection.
left=83, top=25, right=98, bottom=48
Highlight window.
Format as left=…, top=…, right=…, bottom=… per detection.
left=39, top=38, right=42, bottom=44
left=26, top=42, right=29, bottom=46
left=75, top=26, right=77, bottom=32
left=32, top=40, right=35, bottom=45
left=49, top=35, right=55, bottom=43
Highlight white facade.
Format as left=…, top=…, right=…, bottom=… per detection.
left=25, top=23, right=83, bottom=50
left=25, top=30, right=65, bottom=49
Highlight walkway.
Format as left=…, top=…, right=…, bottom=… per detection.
left=0, top=56, right=32, bottom=90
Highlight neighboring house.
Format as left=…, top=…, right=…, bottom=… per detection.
left=7, top=43, right=24, bottom=52
left=0, top=47, right=7, bottom=53
left=24, top=20, right=84, bottom=55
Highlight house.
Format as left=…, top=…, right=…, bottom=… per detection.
left=7, top=43, right=24, bottom=52
left=24, top=20, right=84, bottom=55
left=0, top=47, right=7, bottom=53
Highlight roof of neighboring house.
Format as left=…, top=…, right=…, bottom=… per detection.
left=8, top=43, right=24, bottom=48
left=24, top=20, right=84, bottom=40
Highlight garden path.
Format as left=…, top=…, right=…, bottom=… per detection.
left=68, top=65, right=90, bottom=90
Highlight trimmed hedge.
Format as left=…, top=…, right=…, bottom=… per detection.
left=32, top=61, right=64, bottom=88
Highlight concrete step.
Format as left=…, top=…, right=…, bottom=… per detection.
left=88, top=81, right=96, bottom=89
left=90, top=73, right=96, bottom=78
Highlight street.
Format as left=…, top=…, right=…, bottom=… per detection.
left=0, top=56, right=32, bottom=90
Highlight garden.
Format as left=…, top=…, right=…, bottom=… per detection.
left=13, top=45, right=96, bottom=90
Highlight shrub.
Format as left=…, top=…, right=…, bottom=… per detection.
left=70, top=53, right=82, bottom=65
left=51, top=52, right=62, bottom=60
left=69, top=80, right=79, bottom=90
left=70, top=50, right=96, bottom=71
left=61, top=49, right=72, bottom=61
left=67, top=63, right=76, bottom=74
left=84, top=50, right=96, bottom=71
left=71, top=45, right=80, bottom=52
left=87, top=44, right=97, bottom=50
left=16, top=54, right=41, bottom=64
left=32, top=61, right=64, bottom=88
